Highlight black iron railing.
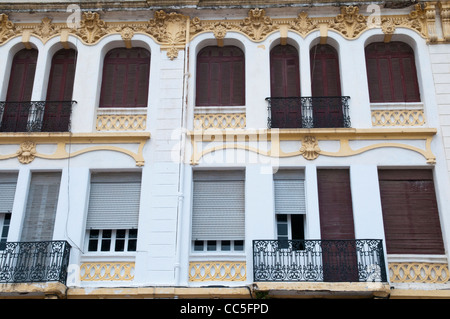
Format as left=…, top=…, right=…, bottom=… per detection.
left=0, top=101, right=76, bottom=132
left=0, top=241, right=71, bottom=284
left=253, top=239, right=387, bottom=282
left=266, top=96, right=351, bottom=129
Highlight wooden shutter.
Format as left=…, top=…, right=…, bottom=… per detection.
left=21, top=172, right=61, bottom=242
left=195, top=46, right=245, bottom=106
left=99, top=48, right=150, bottom=108
left=0, top=173, right=18, bottom=214
left=86, top=172, right=142, bottom=230
left=192, top=170, right=245, bottom=241
left=365, top=42, right=420, bottom=103
left=43, top=49, right=76, bottom=132
left=270, top=45, right=300, bottom=98
left=317, top=169, right=355, bottom=240
left=6, top=49, right=38, bottom=102
left=310, top=44, right=341, bottom=97
left=274, top=170, right=306, bottom=215
left=378, top=169, right=444, bottom=254
left=2, top=49, right=38, bottom=132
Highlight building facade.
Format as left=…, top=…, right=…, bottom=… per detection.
left=0, top=0, right=449, bottom=299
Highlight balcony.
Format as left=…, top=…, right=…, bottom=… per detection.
left=253, top=239, right=387, bottom=283
left=0, top=101, right=75, bottom=133
left=266, top=96, right=351, bottom=129
left=0, top=241, right=71, bottom=285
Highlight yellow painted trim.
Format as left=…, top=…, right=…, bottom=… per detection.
left=0, top=132, right=150, bottom=166
left=66, top=286, right=253, bottom=299
left=253, top=282, right=391, bottom=298
left=188, top=128, right=437, bottom=165
left=390, top=289, right=450, bottom=299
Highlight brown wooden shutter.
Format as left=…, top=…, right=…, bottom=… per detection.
left=317, top=169, right=355, bottom=240
left=196, top=46, right=245, bottom=106
left=42, top=49, right=76, bottom=132
left=378, top=169, right=444, bottom=254
left=310, top=44, right=341, bottom=97
left=317, top=169, right=358, bottom=282
left=270, top=45, right=300, bottom=97
left=365, top=42, right=420, bottom=103
left=2, top=49, right=38, bottom=132
left=99, top=48, right=150, bottom=108
left=7, top=49, right=38, bottom=102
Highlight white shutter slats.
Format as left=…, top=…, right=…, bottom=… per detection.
left=274, top=170, right=306, bottom=215
left=0, top=173, right=18, bottom=213
left=86, top=173, right=141, bottom=230
left=21, top=173, right=61, bottom=242
left=192, top=171, right=245, bottom=241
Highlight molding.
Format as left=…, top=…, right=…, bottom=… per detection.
left=0, top=132, right=150, bottom=166
left=187, top=128, right=437, bottom=165
left=0, top=3, right=443, bottom=62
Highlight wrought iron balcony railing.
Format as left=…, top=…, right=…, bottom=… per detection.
left=0, top=101, right=76, bottom=133
left=0, top=241, right=71, bottom=285
left=266, top=96, right=351, bottom=129
left=253, top=239, right=387, bottom=282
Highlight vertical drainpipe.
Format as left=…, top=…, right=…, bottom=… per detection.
left=174, top=16, right=191, bottom=286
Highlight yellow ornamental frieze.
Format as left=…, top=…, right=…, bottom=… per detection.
left=0, top=3, right=439, bottom=53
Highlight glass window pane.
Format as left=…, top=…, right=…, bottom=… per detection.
left=221, top=240, right=231, bottom=251
left=207, top=240, right=217, bottom=251
left=194, top=240, right=204, bottom=251
left=234, top=240, right=244, bottom=251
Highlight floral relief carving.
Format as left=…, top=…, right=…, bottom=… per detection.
left=239, top=8, right=278, bottom=41
left=72, top=12, right=109, bottom=44
left=289, top=12, right=318, bottom=36
left=0, top=14, right=16, bottom=42
left=299, top=136, right=320, bottom=160
left=16, top=141, right=36, bottom=164
left=328, top=6, right=367, bottom=39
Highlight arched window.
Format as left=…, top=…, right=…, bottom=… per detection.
left=1, top=49, right=38, bottom=132
left=99, top=47, right=150, bottom=108
left=310, top=44, right=341, bottom=97
left=196, top=46, right=245, bottom=106
left=269, top=44, right=301, bottom=128
left=310, top=44, right=344, bottom=128
left=270, top=44, right=300, bottom=98
left=46, top=49, right=76, bottom=101
left=6, top=49, right=38, bottom=102
left=42, top=49, right=77, bottom=132
left=365, top=42, right=420, bottom=103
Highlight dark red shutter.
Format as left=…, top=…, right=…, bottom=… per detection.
left=310, top=44, right=343, bottom=127
left=42, top=49, right=76, bottom=132
left=2, top=49, right=38, bottom=132
left=269, top=45, right=301, bottom=128
left=99, top=48, right=150, bottom=108
left=310, top=44, right=341, bottom=97
left=270, top=45, right=300, bottom=97
left=378, top=169, right=444, bottom=254
left=365, top=42, right=420, bottom=103
left=196, top=46, right=245, bottom=106
left=317, top=169, right=358, bottom=282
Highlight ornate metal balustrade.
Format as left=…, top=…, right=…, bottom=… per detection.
left=266, top=97, right=351, bottom=129
left=0, top=101, right=76, bottom=132
left=0, top=241, right=71, bottom=284
left=253, top=239, right=387, bottom=282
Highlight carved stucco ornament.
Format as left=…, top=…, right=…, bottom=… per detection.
left=328, top=6, right=367, bottom=39
left=299, top=136, right=320, bottom=160
left=290, top=12, right=318, bottom=37
left=16, top=141, right=36, bottom=164
left=240, top=8, right=278, bottom=41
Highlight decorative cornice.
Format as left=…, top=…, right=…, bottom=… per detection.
left=187, top=128, right=437, bottom=165
left=0, top=3, right=441, bottom=60
left=0, top=132, right=150, bottom=166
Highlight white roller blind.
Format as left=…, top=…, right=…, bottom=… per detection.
left=0, top=173, right=18, bottom=213
left=274, top=170, right=306, bottom=215
left=21, top=172, right=61, bottom=242
left=86, top=172, right=141, bottom=230
left=192, top=171, right=245, bottom=241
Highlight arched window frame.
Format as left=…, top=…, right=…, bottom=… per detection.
left=195, top=46, right=245, bottom=107
left=365, top=41, right=421, bottom=103
left=99, top=47, right=150, bottom=108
